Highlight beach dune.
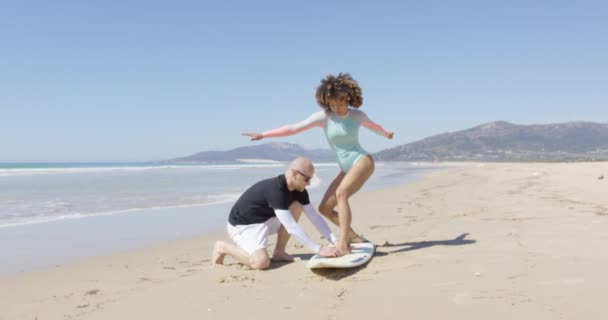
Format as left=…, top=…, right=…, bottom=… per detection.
left=2, top=162, right=607, bottom=319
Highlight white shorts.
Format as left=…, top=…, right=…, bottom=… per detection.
left=227, top=217, right=282, bottom=254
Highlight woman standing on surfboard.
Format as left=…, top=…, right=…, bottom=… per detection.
left=242, top=73, right=394, bottom=255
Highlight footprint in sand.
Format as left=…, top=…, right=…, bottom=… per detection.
left=370, top=225, right=397, bottom=230
left=218, top=274, right=256, bottom=284
left=84, top=289, right=100, bottom=296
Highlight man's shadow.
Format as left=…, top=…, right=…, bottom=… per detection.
left=266, top=254, right=314, bottom=271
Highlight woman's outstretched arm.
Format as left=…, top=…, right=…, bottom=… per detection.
left=354, top=110, right=394, bottom=139
left=241, top=111, right=326, bottom=140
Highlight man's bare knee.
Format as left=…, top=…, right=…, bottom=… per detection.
left=249, top=256, right=271, bottom=270
left=248, top=250, right=271, bottom=270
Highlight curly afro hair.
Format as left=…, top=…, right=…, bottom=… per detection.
left=315, top=73, right=363, bottom=110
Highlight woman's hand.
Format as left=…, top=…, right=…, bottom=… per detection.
left=241, top=132, right=264, bottom=141
left=387, top=131, right=394, bottom=139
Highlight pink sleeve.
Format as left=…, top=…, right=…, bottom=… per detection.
left=355, top=111, right=392, bottom=137
left=262, top=111, right=326, bottom=138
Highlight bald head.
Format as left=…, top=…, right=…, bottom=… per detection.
left=288, top=157, right=314, bottom=175
left=285, top=157, right=315, bottom=191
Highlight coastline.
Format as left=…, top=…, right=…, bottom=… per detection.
left=2, top=162, right=607, bottom=319
left=0, top=162, right=435, bottom=276
left=0, top=203, right=232, bottom=276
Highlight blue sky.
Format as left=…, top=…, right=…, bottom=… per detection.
left=1, top=0, right=607, bottom=162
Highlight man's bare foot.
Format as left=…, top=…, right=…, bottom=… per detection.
left=211, top=241, right=225, bottom=266
left=271, top=251, right=299, bottom=262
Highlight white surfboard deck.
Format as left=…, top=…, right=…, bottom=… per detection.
left=307, top=242, right=375, bottom=269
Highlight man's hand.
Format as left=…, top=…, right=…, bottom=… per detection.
left=318, top=245, right=340, bottom=258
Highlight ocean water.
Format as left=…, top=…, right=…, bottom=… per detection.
left=0, top=161, right=440, bottom=275
left=0, top=162, right=436, bottom=229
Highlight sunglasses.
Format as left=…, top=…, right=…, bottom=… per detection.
left=293, top=169, right=312, bottom=183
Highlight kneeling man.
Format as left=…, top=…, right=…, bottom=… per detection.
left=212, top=157, right=339, bottom=269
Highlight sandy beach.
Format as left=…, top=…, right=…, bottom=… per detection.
left=2, top=162, right=607, bottom=319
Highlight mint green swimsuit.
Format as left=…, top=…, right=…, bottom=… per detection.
left=261, top=109, right=391, bottom=172
left=324, top=112, right=369, bottom=172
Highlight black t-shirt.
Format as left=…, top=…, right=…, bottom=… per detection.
left=228, top=174, right=310, bottom=226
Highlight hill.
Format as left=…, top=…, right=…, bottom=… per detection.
left=168, top=142, right=335, bottom=163
left=374, top=121, right=608, bottom=162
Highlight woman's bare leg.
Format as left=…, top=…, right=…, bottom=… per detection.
left=318, top=171, right=360, bottom=241
left=334, top=156, right=375, bottom=254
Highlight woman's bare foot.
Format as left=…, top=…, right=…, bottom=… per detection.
left=350, top=234, right=369, bottom=243
left=336, top=241, right=352, bottom=256
left=211, top=241, right=226, bottom=266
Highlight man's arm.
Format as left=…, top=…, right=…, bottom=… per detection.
left=302, top=204, right=337, bottom=244
left=274, top=209, right=322, bottom=253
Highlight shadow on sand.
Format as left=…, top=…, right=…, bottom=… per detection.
left=269, top=233, right=476, bottom=276
left=309, top=262, right=370, bottom=280
left=267, top=253, right=370, bottom=278
left=375, top=233, right=476, bottom=256
left=265, top=253, right=315, bottom=271
left=309, top=233, right=476, bottom=280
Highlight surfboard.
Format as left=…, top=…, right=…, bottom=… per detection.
left=307, top=242, right=375, bottom=269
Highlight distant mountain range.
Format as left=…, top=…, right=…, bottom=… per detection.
left=168, top=142, right=335, bottom=163
left=374, top=121, right=608, bottom=162
left=167, top=121, right=608, bottom=163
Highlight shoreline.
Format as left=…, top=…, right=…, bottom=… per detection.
left=0, top=161, right=439, bottom=229
left=0, top=162, right=441, bottom=276
left=3, top=162, right=607, bottom=319
left=0, top=202, right=233, bottom=277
